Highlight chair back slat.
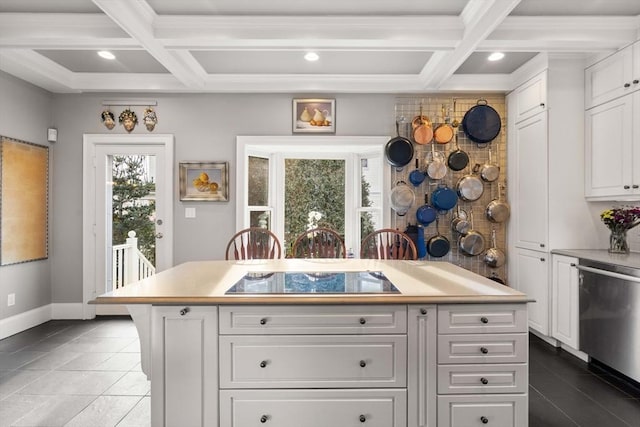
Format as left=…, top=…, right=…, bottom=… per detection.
left=361, top=228, right=417, bottom=260
left=291, top=227, right=346, bottom=259
left=225, top=227, right=282, bottom=260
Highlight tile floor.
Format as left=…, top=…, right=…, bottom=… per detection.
left=1, top=318, right=639, bottom=426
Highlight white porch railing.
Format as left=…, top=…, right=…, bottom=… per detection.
left=112, top=231, right=155, bottom=290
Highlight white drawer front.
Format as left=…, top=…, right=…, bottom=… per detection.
left=438, top=304, right=527, bottom=334
left=219, top=305, right=407, bottom=335
left=438, top=334, right=528, bottom=364
left=220, top=335, right=407, bottom=388
left=220, top=389, right=407, bottom=427
left=438, top=394, right=528, bottom=427
left=438, top=364, right=528, bottom=394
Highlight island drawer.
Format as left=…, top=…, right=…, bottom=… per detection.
left=219, top=335, right=406, bottom=388
left=219, top=305, right=407, bottom=335
left=220, top=389, right=407, bottom=427
left=438, top=394, right=528, bottom=427
left=438, top=304, right=527, bottom=334
left=437, top=364, right=528, bottom=394
left=437, top=333, right=528, bottom=364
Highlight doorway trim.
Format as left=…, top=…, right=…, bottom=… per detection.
left=82, top=134, right=174, bottom=319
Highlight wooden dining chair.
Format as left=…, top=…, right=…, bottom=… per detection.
left=360, top=228, right=418, bottom=260
left=225, top=227, right=282, bottom=260
left=291, top=227, right=347, bottom=259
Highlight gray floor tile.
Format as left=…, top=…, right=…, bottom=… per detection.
left=119, top=340, right=141, bottom=353
left=11, top=395, right=96, bottom=427
left=103, top=372, right=150, bottom=396
left=57, top=337, right=137, bottom=353
left=528, top=387, right=578, bottom=427
left=17, top=371, right=125, bottom=396
left=83, top=322, right=139, bottom=339
left=0, top=369, right=48, bottom=399
left=64, top=395, right=142, bottom=427
left=0, top=394, right=51, bottom=427
left=58, top=353, right=140, bottom=372
left=0, top=351, right=47, bottom=371
left=21, top=352, right=82, bottom=371
left=116, top=396, right=150, bottom=427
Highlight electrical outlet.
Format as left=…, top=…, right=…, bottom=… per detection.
left=7, top=293, right=15, bottom=306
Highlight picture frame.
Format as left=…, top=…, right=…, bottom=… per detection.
left=292, top=98, right=335, bottom=134
left=179, top=161, right=229, bottom=201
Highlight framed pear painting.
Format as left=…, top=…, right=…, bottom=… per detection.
left=292, top=98, right=335, bottom=134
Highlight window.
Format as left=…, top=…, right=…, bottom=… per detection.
left=236, top=136, right=389, bottom=257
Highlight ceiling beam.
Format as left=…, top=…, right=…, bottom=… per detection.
left=91, top=0, right=205, bottom=88
left=419, top=0, right=523, bottom=89
left=0, top=49, right=79, bottom=93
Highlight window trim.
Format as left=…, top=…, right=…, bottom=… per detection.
left=236, top=136, right=390, bottom=254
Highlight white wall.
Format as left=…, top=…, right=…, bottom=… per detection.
left=0, top=72, right=53, bottom=320
left=50, top=92, right=396, bottom=303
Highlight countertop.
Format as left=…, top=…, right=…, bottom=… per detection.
left=552, top=249, right=640, bottom=270
left=92, top=259, right=529, bottom=305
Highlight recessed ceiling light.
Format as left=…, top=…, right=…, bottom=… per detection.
left=98, top=51, right=116, bottom=60
left=304, top=52, right=319, bottom=62
left=488, top=52, right=505, bottom=62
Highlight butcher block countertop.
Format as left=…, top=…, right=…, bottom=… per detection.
left=92, top=259, right=529, bottom=305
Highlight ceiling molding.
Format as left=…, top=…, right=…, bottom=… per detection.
left=419, top=0, right=523, bottom=89
left=92, top=0, right=205, bottom=88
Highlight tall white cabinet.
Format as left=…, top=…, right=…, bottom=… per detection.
left=507, top=57, right=597, bottom=337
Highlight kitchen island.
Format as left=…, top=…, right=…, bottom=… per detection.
left=94, top=259, right=530, bottom=427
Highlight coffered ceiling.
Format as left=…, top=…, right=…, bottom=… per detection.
left=1, top=0, right=639, bottom=93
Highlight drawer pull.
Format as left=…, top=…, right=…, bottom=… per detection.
left=624, top=83, right=631, bottom=88
left=481, top=416, right=489, bottom=424
left=480, top=317, right=489, bottom=324
left=260, top=415, right=268, bottom=423
left=480, top=377, right=489, bottom=385
left=359, top=360, right=367, bottom=368
left=179, top=307, right=189, bottom=316
left=359, top=318, right=367, bottom=325
left=259, top=361, right=267, bottom=368
left=480, top=347, right=489, bottom=354
left=420, top=308, right=427, bottom=315
left=359, top=414, right=366, bottom=422
left=259, top=318, right=267, bottom=325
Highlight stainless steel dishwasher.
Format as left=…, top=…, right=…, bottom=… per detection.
left=576, top=259, right=640, bottom=382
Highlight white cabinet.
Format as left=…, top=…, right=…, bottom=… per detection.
left=512, top=71, right=547, bottom=123
left=151, top=306, right=218, bottom=427
left=513, top=248, right=549, bottom=334
left=512, top=112, right=548, bottom=251
left=585, top=43, right=635, bottom=109
left=585, top=88, right=640, bottom=200
left=436, top=304, right=528, bottom=427
left=551, top=255, right=579, bottom=349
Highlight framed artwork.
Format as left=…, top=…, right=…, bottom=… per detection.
left=292, top=98, right=335, bottom=134
left=179, top=161, right=229, bottom=201
left=1, top=136, right=49, bottom=265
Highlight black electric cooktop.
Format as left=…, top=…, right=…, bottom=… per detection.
left=225, top=271, right=400, bottom=294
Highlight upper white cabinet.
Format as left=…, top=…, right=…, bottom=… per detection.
left=584, top=93, right=639, bottom=200
left=513, top=71, right=547, bottom=123
left=551, top=255, right=579, bottom=349
left=585, top=41, right=640, bottom=109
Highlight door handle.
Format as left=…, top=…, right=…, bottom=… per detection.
left=155, top=232, right=164, bottom=239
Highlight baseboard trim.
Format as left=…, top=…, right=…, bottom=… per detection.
left=0, top=304, right=52, bottom=340
left=529, top=328, right=559, bottom=346
left=52, top=303, right=85, bottom=320
left=559, top=342, right=589, bottom=362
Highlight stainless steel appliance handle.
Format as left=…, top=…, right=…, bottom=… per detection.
left=574, top=264, right=640, bottom=283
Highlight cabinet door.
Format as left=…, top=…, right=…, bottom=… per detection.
left=551, top=255, right=579, bottom=349
left=407, top=306, right=437, bottom=427
left=634, top=41, right=640, bottom=91
left=513, top=71, right=547, bottom=123
left=513, top=113, right=548, bottom=251
left=585, top=44, right=633, bottom=109
left=438, top=394, right=528, bottom=427
left=585, top=95, right=634, bottom=200
left=514, top=248, right=549, bottom=335
left=151, top=306, right=217, bottom=427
